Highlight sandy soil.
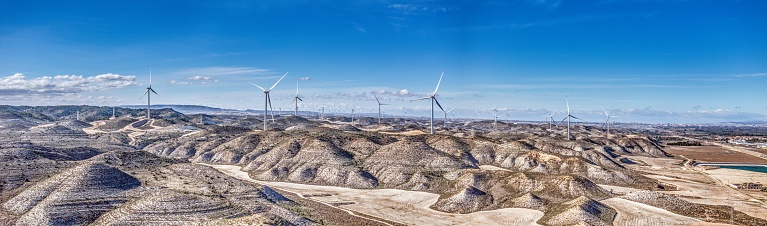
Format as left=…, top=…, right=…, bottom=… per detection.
left=598, top=184, right=644, bottom=195
left=624, top=155, right=767, bottom=220
left=82, top=120, right=107, bottom=134
left=644, top=172, right=767, bottom=220
left=665, top=146, right=767, bottom=164
left=206, top=164, right=545, bottom=226
left=602, top=197, right=718, bottom=226
left=704, top=168, right=767, bottom=185
left=703, top=168, right=767, bottom=201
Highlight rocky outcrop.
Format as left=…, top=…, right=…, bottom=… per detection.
left=4, top=163, right=140, bottom=225
left=541, top=196, right=616, bottom=226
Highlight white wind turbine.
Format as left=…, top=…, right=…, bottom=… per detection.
left=558, top=96, right=582, bottom=140
left=139, top=67, right=158, bottom=120
left=490, top=106, right=499, bottom=131
left=602, top=107, right=619, bottom=138
left=545, top=109, right=556, bottom=130
left=250, top=72, right=288, bottom=131
left=292, top=77, right=310, bottom=116
left=373, top=94, right=388, bottom=124
left=412, top=72, right=446, bottom=134
left=443, top=108, right=454, bottom=127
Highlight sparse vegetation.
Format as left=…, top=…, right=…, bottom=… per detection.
left=1, top=106, right=764, bottom=225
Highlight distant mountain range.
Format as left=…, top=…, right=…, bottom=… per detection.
left=119, top=105, right=242, bottom=114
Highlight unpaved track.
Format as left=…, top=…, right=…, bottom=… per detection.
left=204, top=164, right=545, bottom=226
left=602, top=197, right=728, bottom=226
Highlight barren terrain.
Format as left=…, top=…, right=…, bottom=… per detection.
left=1, top=105, right=766, bottom=225
left=665, top=145, right=767, bottom=164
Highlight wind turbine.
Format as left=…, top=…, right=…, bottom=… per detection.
left=292, top=77, right=310, bottom=116
left=373, top=94, right=388, bottom=124
left=350, top=106, right=355, bottom=125
left=545, top=109, right=556, bottom=130
left=412, top=72, right=446, bottom=134
left=602, top=107, right=619, bottom=138
left=559, top=96, right=582, bottom=140
left=250, top=72, right=288, bottom=131
left=490, top=107, right=499, bottom=131
left=111, top=107, right=115, bottom=119
left=443, top=108, right=454, bottom=127
left=139, top=67, right=158, bottom=120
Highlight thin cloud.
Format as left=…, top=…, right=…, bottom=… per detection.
left=351, top=22, right=367, bottom=32
left=170, top=66, right=273, bottom=81
left=0, top=73, right=137, bottom=96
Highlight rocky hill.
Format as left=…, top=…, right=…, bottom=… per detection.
left=144, top=119, right=671, bottom=216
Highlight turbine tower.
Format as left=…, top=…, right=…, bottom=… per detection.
left=292, top=77, right=310, bottom=116
left=251, top=72, right=288, bottom=131
left=491, top=107, right=499, bottom=131
left=412, top=72, right=446, bottom=134
left=373, top=94, right=388, bottom=124
left=443, top=108, right=454, bottom=127
left=602, top=107, right=618, bottom=138
left=139, top=67, right=158, bottom=120
left=559, top=96, right=582, bottom=140
left=111, top=107, right=115, bottom=119
left=545, top=109, right=556, bottom=130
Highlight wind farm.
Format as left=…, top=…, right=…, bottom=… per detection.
left=2, top=1, right=767, bottom=226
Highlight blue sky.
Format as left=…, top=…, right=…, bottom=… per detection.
left=1, top=0, right=766, bottom=123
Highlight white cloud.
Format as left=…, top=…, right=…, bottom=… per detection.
left=0, top=73, right=137, bottom=96
left=171, top=66, right=272, bottom=81
left=170, top=80, right=190, bottom=85
left=180, top=75, right=220, bottom=84
left=188, top=75, right=212, bottom=81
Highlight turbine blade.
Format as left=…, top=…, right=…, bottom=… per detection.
left=139, top=90, right=148, bottom=99
left=557, top=117, right=567, bottom=126
left=150, top=88, right=158, bottom=95
left=434, top=98, right=445, bottom=112
left=571, top=115, right=583, bottom=121
left=267, top=94, right=274, bottom=120
left=297, top=97, right=303, bottom=101
left=289, top=98, right=296, bottom=105
left=374, top=94, right=381, bottom=104
left=411, top=97, right=430, bottom=101
left=433, top=71, right=444, bottom=94
left=268, top=94, right=273, bottom=110
left=566, top=96, right=570, bottom=113
left=268, top=72, right=288, bottom=91
left=250, top=82, right=267, bottom=91
left=149, top=66, right=152, bottom=85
